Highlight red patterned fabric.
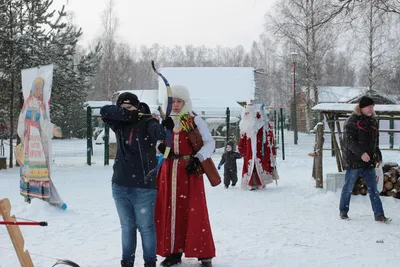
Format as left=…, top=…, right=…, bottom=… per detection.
left=155, top=130, right=216, bottom=258
left=238, top=123, right=277, bottom=189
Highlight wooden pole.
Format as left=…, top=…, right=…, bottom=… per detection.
left=0, top=198, right=35, bottom=267
left=315, top=123, right=324, bottom=188
left=334, top=115, right=346, bottom=169
left=325, top=114, right=343, bottom=172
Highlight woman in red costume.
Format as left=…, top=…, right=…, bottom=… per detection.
left=155, top=85, right=215, bottom=267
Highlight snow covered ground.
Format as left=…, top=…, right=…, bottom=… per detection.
left=1, top=131, right=400, bottom=267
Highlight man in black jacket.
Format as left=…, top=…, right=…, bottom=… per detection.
left=100, top=92, right=174, bottom=267
left=339, top=96, right=389, bottom=222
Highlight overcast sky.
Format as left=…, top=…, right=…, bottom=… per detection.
left=53, top=0, right=277, bottom=51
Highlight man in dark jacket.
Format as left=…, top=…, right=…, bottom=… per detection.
left=100, top=92, right=174, bottom=267
left=218, top=141, right=241, bottom=189
left=339, top=96, right=389, bottom=223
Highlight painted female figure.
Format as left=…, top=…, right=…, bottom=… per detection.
left=17, top=77, right=62, bottom=203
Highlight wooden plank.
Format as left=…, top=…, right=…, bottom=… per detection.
left=335, top=115, right=346, bottom=169
left=325, top=114, right=343, bottom=172
left=0, top=198, right=34, bottom=267
left=314, top=123, right=324, bottom=188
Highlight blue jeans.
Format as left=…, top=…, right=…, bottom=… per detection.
left=339, top=168, right=384, bottom=217
left=112, top=183, right=157, bottom=264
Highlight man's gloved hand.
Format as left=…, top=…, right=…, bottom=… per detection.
left=217, top=163, right=222, bottom=170
left=162, top=117, right=174, bottom=131
left=125, top=110, right=139, bottom=124
left=157, top=143, right=176, bottom=158
left=158, top=143, right=166, bottom=154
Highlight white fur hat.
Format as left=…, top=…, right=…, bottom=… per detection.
left=242, top=103, right=255, bottom=116
left=164, top=85, right=193, bottom=113
left=171, top=85, right=190, bottom=102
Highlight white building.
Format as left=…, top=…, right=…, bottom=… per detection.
left=157, top=67, right=256, bottom=117
left=95, top=67, right=257, bottom=144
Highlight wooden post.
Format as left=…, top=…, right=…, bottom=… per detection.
left=313, top=123, right=324, bottom=188
left=325, top=114, right=343, bottom=172
left=0, top=156, right=6, bottom=170
left=0, top=198, right=34, bottom=267
left=334, top=115, right=346, bottom=169
left=280, top=108, right=285, bottom=161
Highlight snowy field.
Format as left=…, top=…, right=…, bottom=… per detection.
left=1, top=131, right=400, bottom=267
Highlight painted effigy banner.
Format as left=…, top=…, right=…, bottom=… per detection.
left=16, top=64, right=67, bottom=210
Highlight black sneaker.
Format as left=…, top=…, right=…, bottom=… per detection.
left=144, top=261, right=156, bottom=267
left=224, top=185, right=228, bottom=189
left=340, top=212, right=349, bottom=220
left=121, top=260, right=133, bottom=267
left=375, top=216, right=391, bottom=223
left=200, top=258, right=212, bottom=267
left=160, top=253, right=182, bottom=267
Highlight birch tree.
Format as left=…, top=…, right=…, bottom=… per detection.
left=267, top=0, right=342, bottom=131
left=90, top=0, right=119, bottom=100
left=336, top=0, right=400, bottom=15
left=354, top=0, right=396, bottom=91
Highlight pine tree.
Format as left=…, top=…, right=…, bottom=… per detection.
left=0, top=1, right=101, bottom=166
left=46, top=23, right=101, bottom=139
left=0, top=0, right=59, bottom=167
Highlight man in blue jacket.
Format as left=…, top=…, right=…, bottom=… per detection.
left=100, top=92, right=174, bottom=267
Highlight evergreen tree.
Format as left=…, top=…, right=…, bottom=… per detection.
left=0, top=1, right=101, bottom=166
left=46, top=24, right=101, bottom=138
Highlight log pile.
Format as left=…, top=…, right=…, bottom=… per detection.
left=352, top=163, right=400, bottom=198
left=352, top=177, right=368, bottom=196
left=380, top=163, right=400, bottom=198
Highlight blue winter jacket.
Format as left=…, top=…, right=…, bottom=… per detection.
left=100, top=105, right=166, bottom=189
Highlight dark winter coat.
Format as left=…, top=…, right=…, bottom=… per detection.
left=342, top=105, right=382, bottom=169
left=100, top=105, right=166, bottom=189
left=219, top=150, right=241, bottom=175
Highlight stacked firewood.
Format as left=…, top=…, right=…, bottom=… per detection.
left=352, top=163, right=400, bottom=199
left=380, top=163, right=400, bottom=198
left=352, top=177, right=368, bottom=196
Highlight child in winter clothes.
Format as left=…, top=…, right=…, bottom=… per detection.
left=218, top=141, right=242, bottom=189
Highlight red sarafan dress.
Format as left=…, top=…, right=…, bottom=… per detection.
left=238, top=122, right=278, bottom=189
left=155, top=126, right=216, bottom=258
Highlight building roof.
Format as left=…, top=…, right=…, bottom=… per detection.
left=347, top=90, right=398, bottom=104
left=302, top=86, right=399, bottom=105
left=312, top=103, right=400, bottom=116
left=157, top=67, right=256, bottom=104
left=191, top=97, right=244, bottom=118
left=302, top=86, right=368, bottom=103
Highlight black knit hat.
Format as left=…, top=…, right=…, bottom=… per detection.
left=359, top=96, right=375, bottom=108
left=117, top=92, right=140, bottom=107
left=138, top=102, right=151, bottom=114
